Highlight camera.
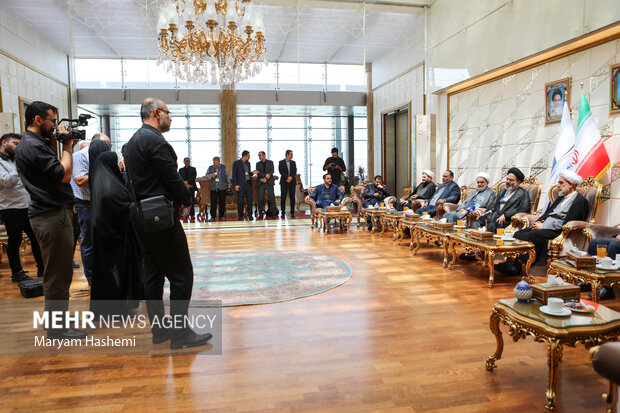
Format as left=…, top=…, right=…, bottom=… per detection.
left=54, top=114, right=92, bottom=143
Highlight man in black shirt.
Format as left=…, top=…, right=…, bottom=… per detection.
left=278, top=149, right=297, bottom=218
left=323, top=148, right=346, bottom=186
left=125, top=97, right=212, bottom=349
left=15, top=101, right=86, bottom=340
left=179, top=157, right=197, bottom=222
left=256, top=151, right=276, bottom=219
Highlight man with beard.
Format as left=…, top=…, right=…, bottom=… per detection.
left=495, top=170, right=589, bottom=275
left=15, top=101, right=86, bottom=339
left=470, top=167, right=531, bottom=232
left=125, top=97, right=212, bottom=349
left=362, top=175, right=392, bottom=230
left=0, top=133, right=44, bottom=282
left=415, top=170, right=461, bottom=217
left=256, top=151, right=276, bottom=219
left=442, top=172, right=496, bottom=224
left=322, top=148, right=346, bottom=187
left=179, top=157, right=197, bottom=222
left=395, top=170, right=436, bottom=211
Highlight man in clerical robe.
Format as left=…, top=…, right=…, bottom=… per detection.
left=394, top=170, right=436, bottom=211
left=442, top=172, right=496, bottom=224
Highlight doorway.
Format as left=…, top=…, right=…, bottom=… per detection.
left=382, top=107, right=410, bottom=198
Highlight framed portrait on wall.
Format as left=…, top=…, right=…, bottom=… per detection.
left=18, top=97, right=32, bottom=134
left=544, top=77, right=571, bottom=125
left=611, top=63, right=620, bottom=115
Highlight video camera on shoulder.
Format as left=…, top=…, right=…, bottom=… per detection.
left=54, top=114, right=92, bottom=143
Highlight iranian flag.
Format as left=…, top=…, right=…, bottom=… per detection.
left=571, top=92, right=611, bottom=180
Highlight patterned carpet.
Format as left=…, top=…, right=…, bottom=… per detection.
left=164, top=249, right=352, bottom=306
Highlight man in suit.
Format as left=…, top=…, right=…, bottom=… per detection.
left=415, top=170, right=461, bottom=217
left=179, top=157, right=197, bottom=222
left=306, top=173, right=344, bottom=208
left=206, top=156, right=231, bottom=221
left=256, top=151, right=276, bottom=219
left=362, top=175, right=392, bottom=230
left=470, top=167, right=531, bottom=232
left=395, top=170, right=436, bottom=211
left=443, top=172, right=496, bottom=224
left=278, top=149, right=297, bottom=219
left=125, top=97, right=211, bottom=349
left=496, top=170, right=590, bottom=275
left=233, top=150, right=255, bottom=220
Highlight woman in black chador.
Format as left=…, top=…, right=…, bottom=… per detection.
left=89, top=151, right=142, bottom=315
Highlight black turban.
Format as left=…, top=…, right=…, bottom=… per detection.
left=507, top=167, right=525, bottom=182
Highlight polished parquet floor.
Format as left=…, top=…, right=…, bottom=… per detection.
left=0, top=217, right=616, bottom=412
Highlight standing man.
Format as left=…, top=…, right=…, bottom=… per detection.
left=232, top=150, right=254, bottom=220
left=279, top=149, right=297, bottom=219
left=323, top=147, right=346, bottom=187
left=15, top=101, right=86, bottom=339
left=0, top=133, right=44, bottom=282
left=256, top=151, right=276, bottom=219
left=206, top=156, right=231, bottom=221
left=125, top=97, right=211, bottom=349
left=415, top=170, right=461, bottom=217
left=70, top=132, right=110, bottom=285
left=179, top=157, right=197, bottom=222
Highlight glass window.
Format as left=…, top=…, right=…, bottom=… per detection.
left=190, top=129, right=220, bottom=141
left=168, top=141, right=189, bottom=166
left=117, top=117, right=143, bottom=130
left=327, top=64, right=365, bottom=91
left=310, top=117, right=334, bottom=129
left=165, top=129, right=188, bottom=141
left=238, top=128, right=268, bottom=141
left=191, top=141, right=222, bottom=176
left=190, top=117, right=220, bottom=129
left=271, top=129, right=305, bottom=141
left=270, top=117, right=304, bottom=129
left=75, top=59, right=122, bottom=88
left=237, top=141, right=268, bottom=162
left=238, top=116, right=267, bottom=129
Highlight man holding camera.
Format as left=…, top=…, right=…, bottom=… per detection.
left=15, top=101, right=86, bottom=339
left=323, top=147, right=346, bottom=187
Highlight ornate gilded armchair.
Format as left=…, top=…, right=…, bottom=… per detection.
left=436, top=184, right=472, bottom=219
left=471, top=176, right=542, bottom=224
left=304, top=185, right=352, bottom=228
left=294, top=174, right=308, bottom=212
left=195, top=177, right=211, bottom=222
left=509, top=176, right=603, bottom=260
left=348, top=182, right=396, bottom=226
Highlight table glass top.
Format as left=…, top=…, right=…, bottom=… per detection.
left=498, top=298, right=620, bottom=328
left=450, top=231, right=532, bottom=248
left=555, top=259, right=620, bottom=275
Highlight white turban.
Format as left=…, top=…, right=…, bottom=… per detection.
left=476, top=172, right=490, bottom=183
left=422, top=170, right=434, bottom=178
left=559, top=170, right=583, bottom=186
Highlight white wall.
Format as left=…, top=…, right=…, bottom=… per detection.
left=0, top=9, right=70, bottom=132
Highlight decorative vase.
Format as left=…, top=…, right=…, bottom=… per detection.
left=513, top=277, right=532, bottom=303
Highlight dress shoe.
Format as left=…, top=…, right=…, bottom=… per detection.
left=459, top=253, right=478, bottom=261
left=281, top=213, right=286, bottom=219
left=170, top=329, right=213, bottom=350
left=152, top=329, right=172, bottom=344
left=600, top=287, right=616, bottom=301
left=47, top=328, right=87, bottom=339
left=289, top=213, right=295, bottom=219
left=576, top=281, right=592, bottom=292
left=219, top=216, right=226, bottom=221
left=11, top=271, right=32, bottom=282
left=494, top=261, right=522, bottom=276
left=209, top=217, right=217, bottom=222
left=73, top=261, right=80, bottom=268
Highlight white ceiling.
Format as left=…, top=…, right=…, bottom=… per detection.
left=1, top=0, right=426, bottom=64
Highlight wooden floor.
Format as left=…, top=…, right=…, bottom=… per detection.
left=0, top=219, right=616, bottom=412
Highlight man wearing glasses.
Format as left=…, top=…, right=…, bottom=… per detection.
left=15, top=101, right=85, bottom=339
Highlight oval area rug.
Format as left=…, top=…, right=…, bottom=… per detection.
left=164, top=249, right=352, bottom=306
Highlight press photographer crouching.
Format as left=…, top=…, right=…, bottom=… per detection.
left=15, top=101, right=86, bottom=339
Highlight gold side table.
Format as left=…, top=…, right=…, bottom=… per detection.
left=547, top=260, right=620, bottom=303
left=447, top=232, right=536, bottom=287
left=363, top=208, right=389, bottom=232
left=486, top=298, right=620, bottom=412
left=411, top=223, right=455, bottom=266
left=316, top=210, right=352, bottom=232
left=398, top=216, right=423, bottom=249
left=378, top=211, right=404, bottom=238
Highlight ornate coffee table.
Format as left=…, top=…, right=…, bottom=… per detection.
left=447, top=232, right=536, bottom=287
left=316, top=210, right=352, bottom=232
left=362, top=208, right=389, bottom=232
left=411, top=222, right=456, bottom=266
left=379, top=211, right=404, bottom=238
left=396, top=216, right=423, bottom=248
left=547, top=259, right=620, bottom=303
left=486, top=298, right=620, bottom=412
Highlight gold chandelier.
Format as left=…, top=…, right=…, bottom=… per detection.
left=157, top=0, right=267, bottom=86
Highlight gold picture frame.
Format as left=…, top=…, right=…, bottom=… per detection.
left=18, top=96, right=32, bottom=134
left=611, top=63, right=620, bottom=115
left=544, top=77, right=571, bottom=125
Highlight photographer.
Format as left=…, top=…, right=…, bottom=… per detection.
left=15, top=101, right=86, bottom=339
left=322, top=148, right=346, bottom=187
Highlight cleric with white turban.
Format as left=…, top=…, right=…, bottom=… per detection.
left=558, top=170, right=583, bottom=187
left=442, top=171, right=496, bottom=224
left=395, top=169, right=436, bottom=210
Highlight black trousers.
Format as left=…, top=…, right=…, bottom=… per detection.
left=257, top=183, right=276, bottom=214
left=188, top=190, right=195, bottom=218
left=210, top=189, right=227, bottom=219
left=514, top=227, right=561, bottom=266
left=237, top=182, right=253, bottom=218
left=137, top=217, right=193, bottom=332
left=0, top=208, right=44, bottom=275
left=280, top=181, right=296, bottom=214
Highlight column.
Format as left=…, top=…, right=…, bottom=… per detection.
left=220, top=86, right=237, bottom=168
left=366, top=63, right=374, bottom=178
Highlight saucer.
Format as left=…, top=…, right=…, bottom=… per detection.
left=597, top=262, right=619, bottom=271
left=539, top=305, right=571, bottom=317
left=502, top=236, right=516, bottom=241
left=493, top=234, right=502, bottom=239
left=454, top=225, right=467, bottom=229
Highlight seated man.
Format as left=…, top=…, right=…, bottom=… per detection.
left=362, top=175, right=392, bottom=230
left=495, top=170, right=589, bottom=275
left=415, top=170, right=460, bottom=217
left=306, top=173, right=344, bottom=209
left=394, top=170, right=435, bottom=211
left=471, top=167, right=530, bottom=233
left=443, top=172, right=496, bottom=224
left=586, top=233, right=620, bottom=300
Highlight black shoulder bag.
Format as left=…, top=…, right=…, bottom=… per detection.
left=127, top=166, right=175, bottom=233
